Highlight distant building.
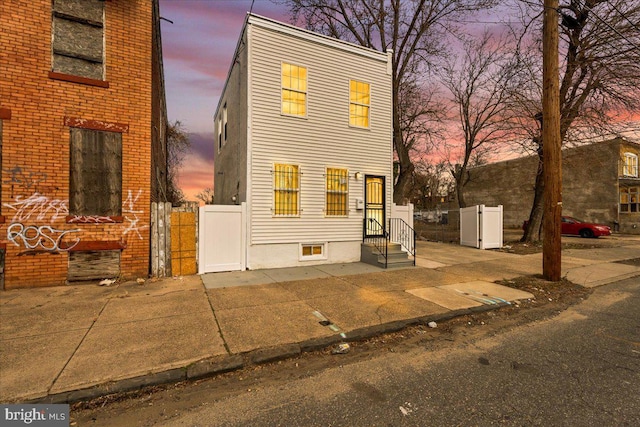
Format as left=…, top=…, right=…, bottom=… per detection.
left=461, top=138, right=640, bottom=233
left=0, top=0, right=168, bottom=288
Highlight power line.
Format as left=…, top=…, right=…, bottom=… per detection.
left=608, top=2, right=640, bottom=33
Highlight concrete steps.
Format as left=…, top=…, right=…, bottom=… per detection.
left=361, top=242, right=414, bottom=268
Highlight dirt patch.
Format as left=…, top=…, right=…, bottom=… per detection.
left=71, top=275, right=591, bottom=426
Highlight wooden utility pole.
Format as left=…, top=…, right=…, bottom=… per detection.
left=542, top=0, right=562, bottom=281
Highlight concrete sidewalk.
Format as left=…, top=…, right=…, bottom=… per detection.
left=1, top=240, right=639, bottom=403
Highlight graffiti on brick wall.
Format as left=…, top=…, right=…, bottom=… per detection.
left=2, top=193, right=69, bottom=222
left=3, top=187, right=148, bottom=253
left=67, top=215, right=117, bottom=224
left=122, top=189, right=148, bottom=240
left=7, top=223, right=80, bottom=252
left=3, top=166, right=49, bottom=192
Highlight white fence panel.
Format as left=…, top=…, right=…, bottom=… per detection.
left=460, top=205, right=503, bottom=249
left=460, top=205, right=480, bottom=248
left=390, top=203, right=414, bottom=229
left=480, top=205, right=503, bottom=249
left=198, top=203, right=246, bottom=274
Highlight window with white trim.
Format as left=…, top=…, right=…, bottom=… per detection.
left=349, top=80, right=370, bottom=128
left=325, top=167, right=348, bottom=216
left=620, top=186, right=639, bottom=213
left=623, top=152, right=638, bottom=177
left=300, top=243, right=325, bottom=260
left=281, top=63, right=307, bottom=117
left=273, top=163, right=300, bottom=216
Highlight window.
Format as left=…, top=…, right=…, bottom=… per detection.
left=349, top=80, right=370, bottom=128
left=217, top=115, right=222, bottom=152
left=70, top=128, right=122, bottom=216
left=52, top=0, right=105, bottom=80
left=326, top=168, right=348, bottom=216
left=300, top=243, right=325, bottom=260
left=273, top=164, right=300, bottom=216
left=281, top=63, right=307, bottom=117
left=620, top=186, right=639, bottom=213
left=623, top=152, right=638, bottom=177
left=223, top=103, right=228, bottom=142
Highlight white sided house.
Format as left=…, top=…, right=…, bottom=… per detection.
left=207, top=14, right=414, bottom=272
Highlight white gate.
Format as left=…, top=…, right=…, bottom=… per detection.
left=460, top=205, right=503, bottom=249
left=198, top=203, right=246, bottom=274
left=460, top=205, right=481, bottom=247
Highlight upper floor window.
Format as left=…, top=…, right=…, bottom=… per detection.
left=623, top=152, right=638, bottom=177
left=52, top=0, right=105, bottom=81
left=325, top=168, right=348, bottom=216
left=281, top=63, right=307, bottom=117
left=273, top=163, right=300, bottom=216
left=223, top=103, right=228, bottom=143
left=349, top=80, right=370, bottom=128
left=217, top=115, right=222, bottom=152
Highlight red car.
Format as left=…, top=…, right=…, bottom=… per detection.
left=523, top=216, right=612, bottom=238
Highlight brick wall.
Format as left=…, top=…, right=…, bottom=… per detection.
left=0, top=0, right=154, bottom=288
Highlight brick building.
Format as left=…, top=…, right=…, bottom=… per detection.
left=0, top=0, right=168, bottom=288
left=462, top=138, right=640, bottom=234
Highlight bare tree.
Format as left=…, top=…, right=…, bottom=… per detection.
left=515, top=0, right=640, bottom=242
left=195, top=187, right=214, bottom=205
left=166, top=121, right=191, bottom=206
left=408, top=160, right=452, bottom=209
left=280, top=0, right=497, bottom=203
left=439, top=31, right=519, bottom=208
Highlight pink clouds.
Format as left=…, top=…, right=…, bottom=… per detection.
left=158, top=1, right=289, bottom=199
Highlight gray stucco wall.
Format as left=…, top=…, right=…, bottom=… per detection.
left=213, top=31, right=249, bottom=206
left=462, top=139, right=638, bottom=232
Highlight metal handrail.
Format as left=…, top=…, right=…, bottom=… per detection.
left=363, top=217, right=388, bottom=268
left=388, top=217, right=416, bottom=266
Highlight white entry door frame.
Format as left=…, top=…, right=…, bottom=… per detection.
left=198, top=203, right=247, bottom=274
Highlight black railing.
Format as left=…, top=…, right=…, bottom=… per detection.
left=363, top=217, right=388, bottom=268
left=388, top=218, right=416, bottom=266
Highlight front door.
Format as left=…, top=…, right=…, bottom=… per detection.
left=364, top=175, right=385, bottom=237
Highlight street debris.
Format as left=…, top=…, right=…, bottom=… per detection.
left=399, top=402, right=416, bottom=416
left=99, top=279, right=116, bottom=286
left=331, top=343, right=351, bottom=354
left=136, top=278, right=146, bottom=285
left=427, top=321, right=437, bottom=328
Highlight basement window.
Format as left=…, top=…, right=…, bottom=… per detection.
left=300, top=243, right=326, bottom=261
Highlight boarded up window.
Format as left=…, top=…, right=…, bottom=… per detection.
left=70, top=128, right=122, bottom=216
left=68, top=250, right=120, bottom=282
left=52, top=0, right=104, bottom=80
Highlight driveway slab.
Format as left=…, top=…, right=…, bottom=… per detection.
left=565, top=263, right=640, bottom=288
left=438, top=281, right=535, bottom=304
left=406, top=287, right=484, bottom=310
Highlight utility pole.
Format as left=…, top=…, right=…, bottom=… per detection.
left=542, top=0, right=562, bottom=281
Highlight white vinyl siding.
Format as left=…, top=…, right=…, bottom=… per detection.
left=246, top=20, right=393, bottom=244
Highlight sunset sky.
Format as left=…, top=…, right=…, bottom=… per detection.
left=157, top=0, right=639, bottom=202
left=159, top=0, right=289, bottom=201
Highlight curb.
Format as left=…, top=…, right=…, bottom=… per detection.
left=25, top=302, right=510, bottom=405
